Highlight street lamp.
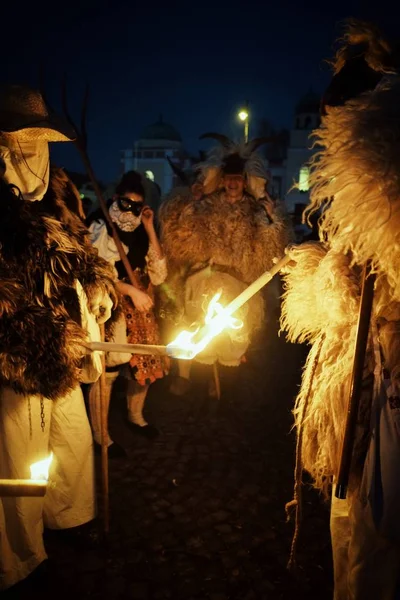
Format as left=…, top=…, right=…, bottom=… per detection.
left=238, top=104, right=249, bottom=143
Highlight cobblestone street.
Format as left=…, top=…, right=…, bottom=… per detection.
left=6, top=312, right=334, bottom=599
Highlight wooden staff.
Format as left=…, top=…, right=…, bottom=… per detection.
left=99, top=324, right=110, bottom=533
left=59, top=80, right=139, bottom=534
left=213, top=362, right=221, bottom=401
left=61, top=79, right=139, bottom=289
left=335, top=262, right=376, bottom=499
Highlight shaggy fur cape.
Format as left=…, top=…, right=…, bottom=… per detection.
left=282, top=243, right=400, bottom=492
left=160, top=189, right=290, bottom=282
left=282, top=74, right=400, bottom=492
left=159, top=188, right=291, bottom=328
left=306, top=75, right=400, bottom=298
left=0, top=171, right=118, bottom=400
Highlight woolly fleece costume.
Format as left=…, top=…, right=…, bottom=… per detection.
left=0, top=169, right=118, bottom=590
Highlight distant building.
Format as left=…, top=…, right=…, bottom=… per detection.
left=121, top=115, right=190, bottom=196
left=119, top=96, right=320, bottom=238
left=266, top=90, right=321, bottom=240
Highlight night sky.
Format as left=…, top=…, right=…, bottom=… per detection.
left=2, top=0, right=399, bottom=183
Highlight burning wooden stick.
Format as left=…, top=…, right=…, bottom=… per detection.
left=168, top=251, right=293, bottom=359
left=0, top=454, right=53, bottom=497
left=88, top=250, right=293, bottom=361
left=0, top=480, right=48, bottom=497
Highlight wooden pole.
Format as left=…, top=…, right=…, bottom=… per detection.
left=76, top=148, right=139, bottom=289
left=222, top=253, right=291, bottom=318
left=213, top=362, right=221, bottom=401
left=89, top=341, right=168, bottom=356
left=61, top=81, right=139, bottom=290
left=335, top=262, right=375, bottom=499
left=99, top=324, right=110, bottom=533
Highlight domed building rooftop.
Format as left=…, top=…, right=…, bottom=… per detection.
left=140, top=115, right=182, bottom=142
left=295, top=90, right=321, bottom=115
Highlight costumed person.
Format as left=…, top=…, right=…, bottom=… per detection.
left=0, top=85, right=118, bottom=592
left=87, top=170, right=169, bottom=450
left=159, top=134, right=291, bottom=398
left=281, top=20, right=400, bottom=600
left=157, top=159, right=206, bottom=396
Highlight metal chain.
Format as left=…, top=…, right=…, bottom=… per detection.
left=28, top=397, right=32, bottom=440
left=40, top=397, right=45, bottom=432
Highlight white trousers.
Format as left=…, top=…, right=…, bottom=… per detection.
left=331, top=488, right=400, bottom=600
left=0, top=385, right=96, bottom=590
left=88, top=372, right=150, bottom=445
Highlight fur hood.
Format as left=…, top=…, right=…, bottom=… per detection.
left=0, top=173, right=119, bottom=400
left=306, top=75, right=400, bottom=301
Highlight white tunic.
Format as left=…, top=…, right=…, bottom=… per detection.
left=0, top=281, right=101, bottom=590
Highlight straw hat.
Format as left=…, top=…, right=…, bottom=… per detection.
left=0, top=84, right=76, bottom=142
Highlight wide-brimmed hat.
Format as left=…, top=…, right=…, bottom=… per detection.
left=0, top=84, right=76, bottom=142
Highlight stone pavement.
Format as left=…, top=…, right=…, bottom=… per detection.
left=5, top=315, right=334, bottom=599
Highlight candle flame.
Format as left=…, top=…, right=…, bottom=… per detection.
left=167, top=292, right=243, bottom=360
left=30, top=453, right=53, bottom=481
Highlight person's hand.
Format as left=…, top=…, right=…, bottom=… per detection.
left=91, top=290, right=113, bottom=324
left=141, top=206, right=154, bottom=231
left=279, top=241, right=325, bottom=274
left=127, top=285, right=154, bottom=313
left=260, top=195, right=275, bottom=219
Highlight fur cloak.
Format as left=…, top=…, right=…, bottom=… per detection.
left=306, top=75, right=400, bottom=298
left=282, top=243, right=400, bottom=492
left=159, top=189, right=291, bottom=323
left=281, top=74, right=400, bottom=492
left=0, top=171, right=118, bottom=400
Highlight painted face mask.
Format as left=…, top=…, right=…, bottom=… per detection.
left=109, top=199, right=143, bottom=232
left=0, top=140, right=50, bottom=201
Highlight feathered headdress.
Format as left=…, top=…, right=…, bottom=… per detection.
left=166, top=154, right=205, bottom=187
left=196, top=133, right=272, bottom=199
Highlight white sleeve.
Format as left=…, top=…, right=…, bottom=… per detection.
left=74, top=280, right=103, bottom=383
left=89, top=220, right=128, bottom=268
left=146, top=243, right=167, bottom=286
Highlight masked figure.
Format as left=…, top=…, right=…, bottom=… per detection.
left=281, top=20, right=400, bottom=600
left=159, top=134, right=291, bottom=395
left=87, top=170, right=168, bottom=453
left=0, top=85, right=118, bottom=591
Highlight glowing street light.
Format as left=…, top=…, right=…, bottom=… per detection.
left=238, top=103, right=249, bottom=142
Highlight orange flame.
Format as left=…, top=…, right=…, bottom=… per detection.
left=167, top=292, right=243, bottom=360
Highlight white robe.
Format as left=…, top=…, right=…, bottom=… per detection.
left=0, top=281, right=102, bottom=590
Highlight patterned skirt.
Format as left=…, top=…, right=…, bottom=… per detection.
left=121, top=277, right=169, bottom=386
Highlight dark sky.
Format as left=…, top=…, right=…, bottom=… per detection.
left=2, top=0, right=399, bottom=182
